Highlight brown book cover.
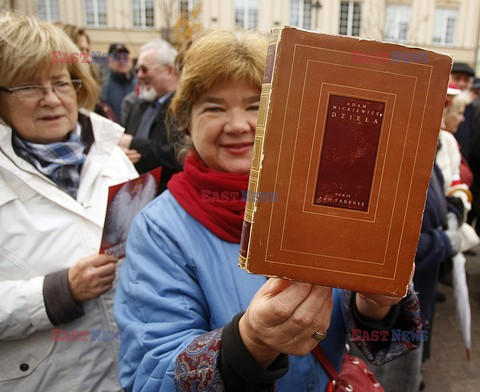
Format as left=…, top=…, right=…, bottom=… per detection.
left=239, top=26, right=452, bottom=297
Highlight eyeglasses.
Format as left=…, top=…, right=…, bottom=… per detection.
left=0, top=80, right=82, bottom=102
left=135, top=64, right=166, bottom=74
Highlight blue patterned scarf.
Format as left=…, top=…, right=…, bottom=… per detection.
left=12, top=130, right=87, bottom=199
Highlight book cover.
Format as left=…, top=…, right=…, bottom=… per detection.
left=100, top=167, right=161, bottom=258
left=239, top=26, right=452, bottom=297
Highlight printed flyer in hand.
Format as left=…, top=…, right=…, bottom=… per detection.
left=100, top=167, right=162, bottom=258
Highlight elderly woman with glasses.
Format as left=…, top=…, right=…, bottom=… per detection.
left=0, top=14, right=137, bottom=392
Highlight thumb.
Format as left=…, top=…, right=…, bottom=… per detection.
left=260, top=278, right=293, bottom=299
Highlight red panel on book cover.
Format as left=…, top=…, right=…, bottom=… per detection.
left=315, top=95, right=385, bottom=211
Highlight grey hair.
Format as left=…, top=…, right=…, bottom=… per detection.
left=140, top=38, right=178, bottom=66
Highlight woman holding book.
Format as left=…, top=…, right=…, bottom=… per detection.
left=0, top=14, right=137, bottom=391
left=115, top=30, right=422, bottom=392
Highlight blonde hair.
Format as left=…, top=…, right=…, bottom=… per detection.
left=0, top=13, right=99, bottom=111
left=169, top=30, right=268, bottom=160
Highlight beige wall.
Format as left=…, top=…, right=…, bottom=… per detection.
left=7, top=0, right=480, bottom=70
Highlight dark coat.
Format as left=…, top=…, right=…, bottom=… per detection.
left=101, top=70, right=137, bottom=123
left=124, top=95, right=182, bottom=193
left=467, top=99, right=480, bottom=219
left=413, top=164, right=451, bottom=324
left=455, top=103, right=473, bottom=162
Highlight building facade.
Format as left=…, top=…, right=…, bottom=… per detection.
left=4, top=0, right=480, bottom=72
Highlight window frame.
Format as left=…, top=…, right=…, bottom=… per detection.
left=132, top=0, right=155, bottom=29
left=432, top=7, right=457, bottom=46
left=179, top=0, right=202, bottom=24
left=36, top=0, right=60, bottom=22
left=384, top=4, right=411, bottom=42
left=234, top=0, right=258, bottom=30
left=84, top=0, right=108, bottom=28
left=290, top=0, right=313, bottom=30
left=339, top=0, right=362, bottom=37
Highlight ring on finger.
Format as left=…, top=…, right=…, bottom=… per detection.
left=312, top=330, right=328, bottom=341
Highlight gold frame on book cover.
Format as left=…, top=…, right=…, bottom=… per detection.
left=250, top=41, right=439, bottom=293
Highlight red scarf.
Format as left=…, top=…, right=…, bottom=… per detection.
left=168, top=153, right=249, bottom=243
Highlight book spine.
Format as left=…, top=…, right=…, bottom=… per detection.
left=239, top=28, right=281, bottom=269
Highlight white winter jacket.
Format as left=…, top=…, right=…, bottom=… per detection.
left=0, top=111, right=138, bottom=391
left=436, top=129, right=461, bottom=193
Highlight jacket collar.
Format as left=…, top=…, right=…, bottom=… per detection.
left=0, top=111, right=125, bottom=225
left=75, top=109, right=125, bottom=204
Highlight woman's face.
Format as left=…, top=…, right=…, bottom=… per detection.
left=0, top=68, right=78, bottom=144
left=190, top=81, right=260, bottom=174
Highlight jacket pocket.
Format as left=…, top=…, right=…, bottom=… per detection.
left=0, top=329, right=55, bottom=381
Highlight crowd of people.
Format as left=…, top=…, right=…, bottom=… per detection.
left=0, top=11, right=478, bottom=392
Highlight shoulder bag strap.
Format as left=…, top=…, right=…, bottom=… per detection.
left=311, top=345, right=340, bottom=383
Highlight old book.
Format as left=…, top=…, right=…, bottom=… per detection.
left=239, top=26, right=452, bottom=296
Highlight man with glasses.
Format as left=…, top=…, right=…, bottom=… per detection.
left=120, top=38, right=181, bottom=193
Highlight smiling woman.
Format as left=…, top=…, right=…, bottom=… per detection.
left=0, top=13, right=137, bottom=392
left=114, top=30, right=422, bottom=392
left=0, top=70, right=81, bottom=143
left=0, top=20, right=97, bottom=113
left=189, top=81, right=259, bottom=173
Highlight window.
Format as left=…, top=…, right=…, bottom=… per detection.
left=432, top=8, right=457, bottom=45
left=133, top=0, right=155, bottom=28
left=84, top=0, right=107, bottom=27
left=234, top=0, right=258, bottom=30
left=179, top=0, right=202, bottom=24
left=36, top=0, right=59, bottom=21
left=339, top=1, right=361, bottom=37
left=290, top=0, right=312, bottom=30
left=384, top=5, right=410, bottom=42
